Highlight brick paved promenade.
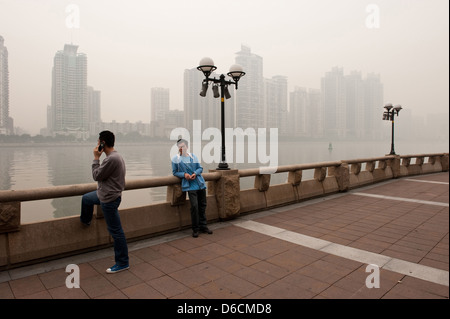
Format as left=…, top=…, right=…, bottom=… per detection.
left=0, top=172, right=448, bottom=300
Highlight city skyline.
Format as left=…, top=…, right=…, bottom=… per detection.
left=0, top=0, right=448, bottom=136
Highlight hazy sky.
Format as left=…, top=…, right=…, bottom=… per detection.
left=1, top=0, right=448, bottom=135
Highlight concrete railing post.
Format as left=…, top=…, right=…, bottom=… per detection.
left=441, top=154, right=449, bottom=171
left=328, top=163, right=349, bottom=192
left=166, top=184, right=186, bottom=206
left=389, top=155, right=401, bottom=178
left=0, top=201, right=21, bottom=233
left=288, top=170, right=302, bottom=186
left=254, top=174, right=271, bottom=191
left=209, top=169, right=240, bottom=220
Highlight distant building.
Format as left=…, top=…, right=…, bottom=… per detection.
left=48, top=44, right=88, bottom=138
left=234, top=45, right=264, bottom=130
left=0, top=36, right=12, bottom=135
left=88, top=86, right=101, bottom=125
left=289, top=87, right=323, bottom=138
left=151, top=87, right=170, bottom=122
left=321, top=67, right=346, bottom=138
left=345, top=71, right=365, bottom=139
left=321, top=67, right=384, bottom=140
left=364, top=73, right=384, bottom=139
left=265, top=75, right=288, bottom=135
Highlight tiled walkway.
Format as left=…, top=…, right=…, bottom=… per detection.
left=0, top=172, right=448, bottom=300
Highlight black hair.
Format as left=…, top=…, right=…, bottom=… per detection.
left=99, top=130, right=115, bottom=147
left=177, top=138, right=188, bottom=147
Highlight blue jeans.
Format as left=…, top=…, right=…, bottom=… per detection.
left=80, top=191, right=129, bottom=266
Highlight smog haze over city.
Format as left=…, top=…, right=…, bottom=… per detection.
left=0, top=0, right=448, bottom=136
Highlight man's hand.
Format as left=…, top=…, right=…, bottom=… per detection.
left=93, top=144, right=102, bottom=160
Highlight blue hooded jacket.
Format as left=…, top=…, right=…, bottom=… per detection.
left=171, top=153, right=206, bottom=192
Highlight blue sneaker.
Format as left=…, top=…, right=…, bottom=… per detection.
left=106, top=264, right=129, bottom=274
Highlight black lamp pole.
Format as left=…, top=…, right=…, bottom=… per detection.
left=198, top=58, right=245, bottom=170
left=383, top=103, right=402, bottom=155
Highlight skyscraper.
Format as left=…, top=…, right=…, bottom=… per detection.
left=364, top=73, right=384, bottom=139
left=88, top=86, right=101, bottom=131
left=345, top=71, right=365, bottom=138
left=289, top=87, right=323, bottom=138
left=265, top=75, right=288, bottom=135
left=235, top=45, right=264, bottom=130
left=0, top=36, right=11, bottom=135
left=49, top=44, right=88, bottom=137
left=321, top=67, right=346, bottom=138
left=151, top=87, right=170, bottom=123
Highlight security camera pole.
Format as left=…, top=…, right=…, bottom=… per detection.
left=197, top=57, right=245, bottom=170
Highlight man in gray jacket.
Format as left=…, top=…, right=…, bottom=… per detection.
left=80, top=130, right=129, bottom=274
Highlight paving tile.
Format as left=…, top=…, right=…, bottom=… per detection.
left=166, top=251, right=201, bottom=268
left=169, top=266, right=215, bottom=288
left=38, top=268, right=68, bottom=290
left=78, top=274, right=118, bottom=298
left=147, top=275, right=189, bottom=298
left=382, top=283, right=447, bottom=299
left=0, top=282, right=14, bottom=299
left=419, top=258, right=449, bottom=271
left=280, top=272, right=330, bottom=294
left=121, top=282, right=166, bottom=299
left=398, top=276, right=449, bottom=298
left=131, top=246, right=165, bottom=263
left=234, top=266, right=278, bottom=288
left=250, top=260, right=291, bottom=280
left=128, top=261, right=164, bottom=281
left=104, top=268, right=143, bottom=290
left=246, top=280, right=316, bottom=299
left=194, top=281, right=242, bottom=299
left=318, top=285, right=361, bottom=299
left=18, top=290, right=53, bottom=299
left=265, top=250, right=317, bottom=273
left=207, top=255, right=245, bottom=273
left=9, top=275, right=46, bottom=298
left=213, top=273, right=260, bottom=297
left=47, top=285, right=90, bottom=299
left=225, top=251, right=261, bottom=267
left=95, top=290, right=128, bottom=299
left=171, top=288, right=205, bottom=299
left=149, top=256, right=185, bottom=274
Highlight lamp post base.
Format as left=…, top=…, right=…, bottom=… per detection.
left=217, top=162, right=230, bottom=170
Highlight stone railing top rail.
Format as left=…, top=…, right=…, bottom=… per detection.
left=0, top=153, right=447, bottom=203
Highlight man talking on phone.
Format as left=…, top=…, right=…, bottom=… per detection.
left=80, top=130, right=129, bottom=274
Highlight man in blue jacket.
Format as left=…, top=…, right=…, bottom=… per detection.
left=172, top=138, right=213, bottom=238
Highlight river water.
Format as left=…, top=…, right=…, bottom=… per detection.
left=1, top=139, right=448, bottom=223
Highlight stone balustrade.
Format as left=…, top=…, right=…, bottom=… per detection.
left=0, top=153, right=448, bottom=269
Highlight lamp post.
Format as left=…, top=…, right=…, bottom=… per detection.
left=382, top=103, right=402, bottom=155
left=197, top=57, right=245, bottom=170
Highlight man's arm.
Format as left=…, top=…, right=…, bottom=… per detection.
left=92, top=156, right=115, bottom=181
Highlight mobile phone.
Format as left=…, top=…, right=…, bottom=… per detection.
left=98, top=142, right=105, bottom=152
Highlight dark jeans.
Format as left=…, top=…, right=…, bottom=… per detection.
left=80, top=191, right=129, bottom=266
left=187, top=189, right=207, bottom=231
